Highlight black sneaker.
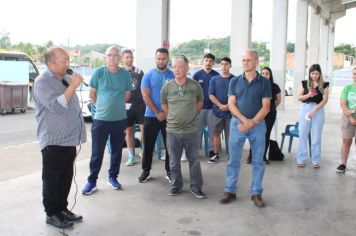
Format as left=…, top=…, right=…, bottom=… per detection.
left=264, top=160, right=270, bottom=164
left=165, top=172, right=172, bottom=183
left=208, top=150, right=215, bottom=158
left=208, top=153, right=219, bottom=164
left=46, top=212, right=74, bottom=229
left=336, top=164, right=346, bottom=173
left=138, top=171, right=150, bottom=183
left=169, top=188, right=179, bottom=196
left=191, top=189, right=207, bottom=199
left=246, top=156, right=253, bottom=164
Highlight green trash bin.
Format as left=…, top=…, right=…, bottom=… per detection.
left=0, top=81, right=28, bottom=115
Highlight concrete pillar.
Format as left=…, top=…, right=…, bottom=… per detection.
left=136, top=0, right=170, bottom=72
left=308, top=6, right=321, bottom=66
left=319, top=21, right=329, bottom=77
left=270, top=0, right=288, bottom=109
left=294, top=0, right=308, bottom=101
left=230, top=0, right=252, bottom=75
left=326, top=24, right=335, bottom=84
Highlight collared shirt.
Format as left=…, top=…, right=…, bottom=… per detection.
left=228, top=71, right=272, bottom=119
left=161, top=79, right=203, bottom=134
left=33, top=69, right=87, bottom=150
left=89, top=66, right=132, bottom=121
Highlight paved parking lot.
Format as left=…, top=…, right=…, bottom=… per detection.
left=1, top=94, right=356, bottom=236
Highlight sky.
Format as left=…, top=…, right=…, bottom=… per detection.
left=1, top=0, right=355, bottom=49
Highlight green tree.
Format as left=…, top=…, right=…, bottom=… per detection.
left=251, top=41, right=270, bottom=63
left=0, top=31, right=11, bottom=49
left=334, top=43, right=355, bottom=56
left=287, top=42, right=295, bottom=53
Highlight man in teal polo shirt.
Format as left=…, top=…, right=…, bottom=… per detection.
left=82, top=46, right=132, bottom=195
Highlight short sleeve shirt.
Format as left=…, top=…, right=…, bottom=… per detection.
left=228, top=72, right=272, bottom=119
left=341, top=84, right=356, bottom=111
left=90, top=66, right=132, bottom=121
left=161, top=79, right=203, bottom=134
left=208, top=74, right=234, bottom=119
left=193, top=69, right=219, bottom=109
left=141, top=68, right=174, bottom=117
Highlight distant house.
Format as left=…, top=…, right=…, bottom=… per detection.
left=82, top=51, right=105, bottom=67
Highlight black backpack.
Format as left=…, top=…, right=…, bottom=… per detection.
left=269, top=140, right=284, bottom=161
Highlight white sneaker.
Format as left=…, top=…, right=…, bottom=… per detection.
left=160, top=155, right=166, bottom=161
left=181, top=155, right=187, bottom=162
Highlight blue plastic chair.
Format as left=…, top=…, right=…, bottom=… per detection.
left=280, top=122, right=311, bottom=154
left=201, top=125, right=229, bottom=157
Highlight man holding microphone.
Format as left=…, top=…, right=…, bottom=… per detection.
left=33, top=47, right=87, bottom=229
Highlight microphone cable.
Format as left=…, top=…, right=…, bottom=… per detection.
left=60, top=81, right=86, bottom=236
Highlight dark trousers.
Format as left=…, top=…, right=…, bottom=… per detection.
left=249, top=111, right=277, bottom=161
left=88, top=119, right=126, bottom=183
left=42, top=145, right=76, bottom=216
left=142, top=117, right=170, bottom=173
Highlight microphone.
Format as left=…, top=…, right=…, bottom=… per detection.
left=66, top=68, right=88, bottom=86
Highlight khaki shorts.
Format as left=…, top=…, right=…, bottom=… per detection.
left=341, top=115, right=356, bottom=139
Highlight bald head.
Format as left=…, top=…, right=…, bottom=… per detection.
left=242, top=49, right=259, bottom=72
left=173, top=55, right=189, bottom=80
left=44, top=47, right=68, bottom=66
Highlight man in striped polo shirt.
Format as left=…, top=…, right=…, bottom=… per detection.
left=33, top=47, right=87, bottom=229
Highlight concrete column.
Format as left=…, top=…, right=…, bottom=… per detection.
left=270, top=0, right=288, bottom=109
left=326, top=25, right=335, bottom=84
left=230, top=0, right=252, bottom=75
left=308, top=6, right=321, bottom=66
left=294, top=0, right=308, bottom=101
left=319, top=21, right=329, bottom=77
left=136, top=0, right=170, bottom=72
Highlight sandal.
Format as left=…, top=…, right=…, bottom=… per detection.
left=313, top=164, right=320, bottom=169
left=297, top=163, right=305, bottom=168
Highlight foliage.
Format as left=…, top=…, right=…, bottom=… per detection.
left=0, top=31, right=11, bottom=50
left=334, top=43, right=355, bottom=56
left=287, top=42, right=295, bottom=53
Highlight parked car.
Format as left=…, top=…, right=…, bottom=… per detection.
left=76, top=82, right=92, bottom=119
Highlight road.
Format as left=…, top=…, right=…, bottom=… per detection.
left=0, top=109, right=92, bottom=148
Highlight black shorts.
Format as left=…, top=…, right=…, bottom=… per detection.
left=126, top=108, right=145, bottom=127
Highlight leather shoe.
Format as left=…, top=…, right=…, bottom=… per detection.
left=219, top=192, right=236, bottom=204
left=251, top=195, right=266, bottom=208
left=46, top=212, right=74, bottom=229
left=62, top=209, right=83, bottom=222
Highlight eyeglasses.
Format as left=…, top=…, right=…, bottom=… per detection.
left=106, top=54, right=120, bottom=58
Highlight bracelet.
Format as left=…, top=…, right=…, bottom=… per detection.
left=253, top=119, right=260, bottom=124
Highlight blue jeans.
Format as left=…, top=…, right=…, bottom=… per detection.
left=297, top=103, right=325, bottom=165
left=225, top=118, right=266, bottom=195
left=88, top=119, right=127, bottom=183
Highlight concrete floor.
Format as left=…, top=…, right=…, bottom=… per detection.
left=1, top=94, right=356, bottom=236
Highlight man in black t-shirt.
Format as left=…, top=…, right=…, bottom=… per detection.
left=122, top=49, right=145, bottom=166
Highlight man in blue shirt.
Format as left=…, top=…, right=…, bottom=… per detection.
left=219, top=50, right=271, bottom=208
left=138, top=48, right=174, bottom=183
left=82, top=46, right=132, bottom=195
left=208, top=57, right=234, bottom=164
left=193, top=53, right=219, bottom=158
